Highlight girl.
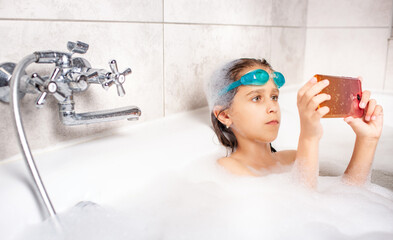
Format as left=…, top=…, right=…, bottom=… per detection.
left=206, top=58, right=383, bottom=188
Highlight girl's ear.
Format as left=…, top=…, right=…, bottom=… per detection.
left=213, top=106, right=232, bottom=128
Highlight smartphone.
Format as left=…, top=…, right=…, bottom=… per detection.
left=314, top=74, right=364, bottom=118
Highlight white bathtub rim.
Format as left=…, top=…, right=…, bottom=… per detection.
left=0, top=106, right=211, bottom=165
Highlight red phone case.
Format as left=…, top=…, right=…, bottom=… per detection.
left=314, top=74, right=364, bottom=118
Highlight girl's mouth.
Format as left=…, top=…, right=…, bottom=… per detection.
left=266, top=120, right=279, bottom=125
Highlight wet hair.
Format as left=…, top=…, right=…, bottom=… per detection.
left=207, top=58, right=277, bottom=153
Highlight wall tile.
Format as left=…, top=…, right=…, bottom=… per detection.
left=385, top=39, right=393, bottom=90
left=0, top=20, right=163, bottom=161
left=0, top=0, right=162, bottom=22
left=163, top=24, right=271, bottom=115
left=164, top=0, right=272, bottom=25
left=2, top=0, right=390, bottom=163
left=307, top=0, right=392, bottom=27
left=272, top=0, right=308, bottom=26
left=270, top=27, right=306, bottom=85
left=304, top=28, right=390, bottom=90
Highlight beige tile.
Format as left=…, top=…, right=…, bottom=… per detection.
left=270, top=27, right=306, bottom=85
left=163, top=24, right=271, bottom=115
left=272, top=0, right=308, bottom=26
left=0, top=20, right=163, bottom=161
left=304, top=28, right=390, bottom=90
left=307, top=0, right=392, bottom=27
left=0, top=0, right=162, bottom=22
left=164, top=0, right=272, bottom=25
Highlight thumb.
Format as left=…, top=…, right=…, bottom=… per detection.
left=344, top=116, right=363, bottom=130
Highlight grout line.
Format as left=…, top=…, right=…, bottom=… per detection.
left=5, top=17, right=387, bottom=29
left=382, top=4, right=393, bottom=90
left=269, top=26, right=272, bottom=61
left=162, top=0, right=166, bottom=117
left=390, top=1, right=393, bottom=38
left=268, top=0, right=273, bottom=61
left=0, top=17, right=305, bottom=28
left=166, top=23, right=304, bottom=28
left=305, top=0, right=309, bottom=28
left=1, top=17, right=389, bottom=29
left=302, top=0, right=310, bottom=82
left=268, top=0, right=275, bottom=61
left=0, top=18, right=389, bottom=29
left=306, top=26, right=390, bottom=29
left=0, top=18, right=162, bottom=24
left=383, top=39, right=391, bottom=90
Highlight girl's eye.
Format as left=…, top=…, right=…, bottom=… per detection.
left=271, top=95, right=279, bottom=101
left=252, top=96, right=261, bottom=102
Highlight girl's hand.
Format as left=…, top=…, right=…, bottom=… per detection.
left=344, top=90, right=383, bottom=140
left=297, top=77, right=331, bottom=140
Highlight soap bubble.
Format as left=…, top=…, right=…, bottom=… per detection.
left=16, top=152, right=393, bottom=240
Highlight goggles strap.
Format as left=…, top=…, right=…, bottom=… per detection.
left=219, top=80, right=242, bottom=95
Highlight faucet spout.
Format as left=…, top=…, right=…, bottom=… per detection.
left=59, top=99, right=141, bottom=126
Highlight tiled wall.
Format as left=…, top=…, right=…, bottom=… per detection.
left=386, top=3, right=393, bottom=89
left=385, top=39, right=393, bottom=89
left=0, top=0, right=307, bottom=161
left=304, top=0, right=393, bottom=90
left=1, top=0, right=391, bottom=161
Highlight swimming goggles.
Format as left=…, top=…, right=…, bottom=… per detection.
left=219, top=69, right=285, bottom=96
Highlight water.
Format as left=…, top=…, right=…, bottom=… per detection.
left=15, top=152, right=393, bottom=240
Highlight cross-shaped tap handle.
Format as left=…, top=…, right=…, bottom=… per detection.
left=108, top=60, right=132, bottom=97
left=32, top=68, right=65, bottom=107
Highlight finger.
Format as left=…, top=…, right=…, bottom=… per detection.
left=364, top=99, right=376, bottom=121
left=316, top=106, right=330, bottom=118
left=344, top=116, right=364, bottom=130
left=359, top=90, right=371, bottom=109
left=373, top=105, right=384, bottom=126
left=298, top=77, right=317, bottom=101
left=303, top=79, right=330, bottom=103
left=344, top=116, right=354, bottom=123
left=308, top=93, right=331, bottom=110
left=371, top=105, right=383, bottom=121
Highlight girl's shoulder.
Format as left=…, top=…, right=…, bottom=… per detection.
left=275, top=150, right=297, bottom=165
left=217, top=157, right=258, bottom=176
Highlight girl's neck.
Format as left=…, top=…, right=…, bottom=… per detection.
left=231, top=138, right=277, bottom=170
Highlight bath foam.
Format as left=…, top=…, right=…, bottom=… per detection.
left=16, top=152, right=393, bottom=240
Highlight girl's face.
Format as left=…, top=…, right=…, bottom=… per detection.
left=228, top=67, right=281, bottom=143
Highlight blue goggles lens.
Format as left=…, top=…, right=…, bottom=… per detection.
left=219, top=69, right=285, bottom=96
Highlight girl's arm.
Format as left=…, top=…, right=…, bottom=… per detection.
left=343, top=138, right=378, bottom=185
left=342, top=91, right=383, bottom=185
left=295, top=77, right=331, bottom=188
left=294, top=135, right=320, bottom=188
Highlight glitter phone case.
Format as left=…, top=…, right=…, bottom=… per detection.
left=314, top=74, right=364, bottom=118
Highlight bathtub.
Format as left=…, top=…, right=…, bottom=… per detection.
left=1, top=87, right=392, bottom=239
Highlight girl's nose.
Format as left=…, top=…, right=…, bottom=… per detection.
left=267, top=101, right=278, bottom=113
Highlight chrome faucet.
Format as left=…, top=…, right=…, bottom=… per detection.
left=0, top=41, right=141, bottom=220
left=1, top=41, right=141, bottom=125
